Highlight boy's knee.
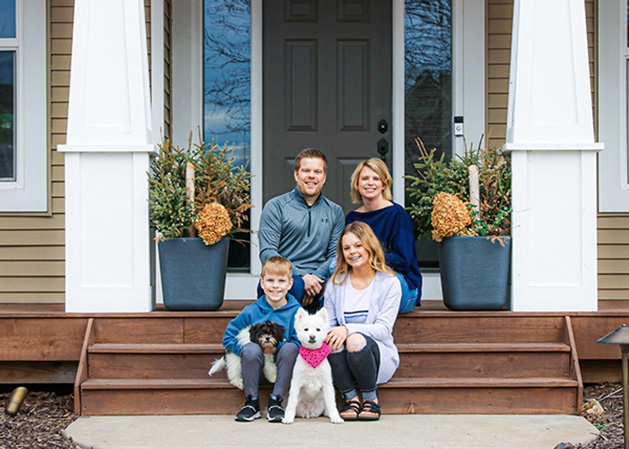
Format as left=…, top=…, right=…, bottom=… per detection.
left=346, top=334, right=367, bottom=353
left=240, top=342, right=264, bottom=363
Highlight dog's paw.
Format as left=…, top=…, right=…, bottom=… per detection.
left=330, top=415, right=344, bottom=424
left=282, top=416, right=295, bottom=425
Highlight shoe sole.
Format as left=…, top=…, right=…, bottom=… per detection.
left=235, top=411, right=261, bottom=422
left=266, top=414, right=283, bottom=422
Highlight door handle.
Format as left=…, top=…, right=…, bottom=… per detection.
left=377, top=138, right=389, bottom=161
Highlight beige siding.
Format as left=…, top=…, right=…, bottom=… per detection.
left=488, top=0, right=629, bottom=301
left=487, top=0, right=596, bottom=145
left=0, top=1, right=70, bottom=304
left=0, top=0, right=163, bottom=304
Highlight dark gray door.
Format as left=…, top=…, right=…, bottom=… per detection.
left=263, top=0, right=392, bottom=213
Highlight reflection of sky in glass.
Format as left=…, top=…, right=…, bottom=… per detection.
left=203, top=0, right=250, bottom=167
left=0, top=0, right=16, bottom=38
left=404, top=0, right=451, bottom=93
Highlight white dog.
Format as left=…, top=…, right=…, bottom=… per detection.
left=283, top=307, right=343, bottom=424
left=208, top=321, right=284, bottom=390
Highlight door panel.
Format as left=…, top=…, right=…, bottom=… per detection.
left=263, top=0, right=392, bottom=213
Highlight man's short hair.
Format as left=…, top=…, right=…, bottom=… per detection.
left=261, top=256, right=293, bottom=278
left=294, top=148, right=328, bottom=172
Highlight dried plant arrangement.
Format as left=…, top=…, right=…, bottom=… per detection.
left=148, top=134, right=252, bottom=245
left=406, top=134, right=511, bottom=242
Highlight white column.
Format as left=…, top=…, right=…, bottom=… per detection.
left=504, top=0, right=603, bottom=312
left=59, top=0, right=154, bottom=312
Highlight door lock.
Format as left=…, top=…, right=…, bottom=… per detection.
left=377, top=138, right=389, bottom=161
left=378, top=119, right=388, bottom=134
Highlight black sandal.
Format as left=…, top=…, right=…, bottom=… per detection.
left=339, top=400, right=361, bottom=421
left=358, top=400, right=381, bottom=421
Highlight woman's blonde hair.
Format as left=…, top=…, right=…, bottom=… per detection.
left=349, top=158, right=393, bottom=204
left=330, top=222, right=395, bottom=285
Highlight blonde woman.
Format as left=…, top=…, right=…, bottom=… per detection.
left=346, top=158, right=422, bottom=313
left=324, top=222, right=401, bottom=421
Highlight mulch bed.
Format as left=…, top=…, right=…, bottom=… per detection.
left=575, top=382, right=625, bottom=449
left=0, top=383, right=626, bottom=448
left=0, top=387, right=86, bottom=449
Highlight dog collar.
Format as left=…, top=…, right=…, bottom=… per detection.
left=299, top=342, right=331, bottom=368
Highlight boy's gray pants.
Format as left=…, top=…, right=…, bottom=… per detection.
left=241, top=341, right=298, bottom=400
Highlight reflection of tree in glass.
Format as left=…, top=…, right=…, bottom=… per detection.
left=404, top=0, right=452, bottom=168
left=203, top=0, right=250, bottom=141
left=404, top=0, right=452, bottom=263
left=404, top=0, right=451, bottom=92
left=204, top=0, right=252, bottom=271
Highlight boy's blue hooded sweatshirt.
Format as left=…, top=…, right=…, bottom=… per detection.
left=222, top=294, right=302, bottom=356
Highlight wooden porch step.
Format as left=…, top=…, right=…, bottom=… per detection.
left=78, top=376, right=579, bottom=415
left=74, top=314, right=581, bottom=415
left=380, top=378, right=580, bottom=415
left=87, top=343, right=225, bottom=380
left=85, top=342, right=573, bottom=380
left=383, top=377, right=578, bottom=388
left=81, top=376, right=578, bottom=390
left=398, top=342, right=571, bottom=352
left=393, top=315, right=567, bottom=344
left=89, top=343, right=223, bottom=353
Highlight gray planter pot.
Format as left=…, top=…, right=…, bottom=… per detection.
left=438, top=236, right=511, bottom=311
left=158, top=237, right=229, bottom=311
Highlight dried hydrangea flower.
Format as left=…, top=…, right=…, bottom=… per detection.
left=194, top=202, right=233, bottom=246
left=431, top=192, right=473, bottom=242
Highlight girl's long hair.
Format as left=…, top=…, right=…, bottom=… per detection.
left=330, top=221, right=396, bottom=285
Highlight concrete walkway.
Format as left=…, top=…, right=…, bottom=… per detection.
left=65, top=414, right=599, bottom=449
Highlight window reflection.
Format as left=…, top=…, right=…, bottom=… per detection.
left=404, top=0, right=452, bottom=268
left=203, top=0, right=251, bottom=271
left=0, top=0, right=16, bottom=39
left=0, top=51, right=14, bottom=181
left=203, top=0, right=250, bottom=167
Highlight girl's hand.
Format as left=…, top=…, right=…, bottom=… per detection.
left=326, top=325, right=348, bottom=351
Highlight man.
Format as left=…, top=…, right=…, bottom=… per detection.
left=259, top=148, right=345, bottom=313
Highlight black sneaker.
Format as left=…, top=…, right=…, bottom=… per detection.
left=235, top=395, right=260, bottom=422
left=267, top=395, right=284, bottom=422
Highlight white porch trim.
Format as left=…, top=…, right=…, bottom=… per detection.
left=504, top=0, right=602, bottom=312
left=59, top=0, right=154, bottom=313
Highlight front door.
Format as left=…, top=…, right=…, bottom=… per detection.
left=263, top=0, right=392, bottom=213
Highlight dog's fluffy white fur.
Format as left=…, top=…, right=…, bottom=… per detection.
left=208, top=321, right=284, bottom=390
left=282, top=308, right=343, bottom=424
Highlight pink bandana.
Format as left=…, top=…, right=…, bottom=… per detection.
left=299, top=342, right=331, bottom=368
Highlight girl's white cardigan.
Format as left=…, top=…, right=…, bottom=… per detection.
left=324, top=270, right=402, bottom=384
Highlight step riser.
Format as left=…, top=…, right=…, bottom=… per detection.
left=393, top=317, right=566, bottom=344
left=92, top=318, right=232, bottom=344
left=79, top=386, right=578, bottom=415
left=92, top=317, right=566, bottom=345
left=396, top=352, right=573, bottom=379
left=88, top=353, right=223, bottom=380
left=88, top=351, right=573, bottom=381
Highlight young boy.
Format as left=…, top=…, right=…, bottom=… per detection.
left=222, top=256, right=301, bottom=422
